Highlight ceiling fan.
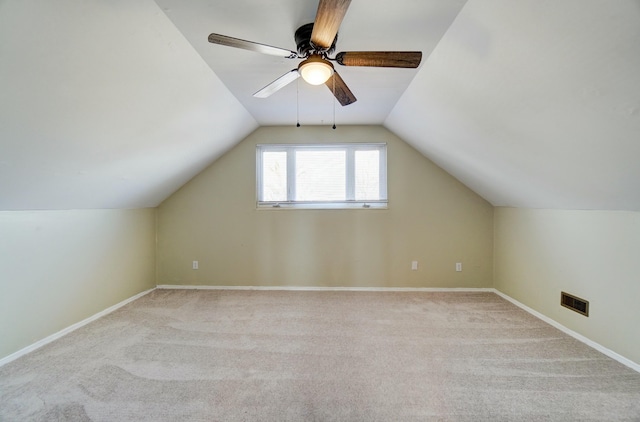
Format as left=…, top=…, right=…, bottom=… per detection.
left=208, top=0, right=422, bottom=106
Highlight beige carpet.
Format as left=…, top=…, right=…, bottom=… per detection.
left=1, top=289, right=639, bottom=421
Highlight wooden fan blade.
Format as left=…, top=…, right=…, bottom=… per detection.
left=335, top=51, right=422, bottom=68
left=325, top=71, right=356, bottom=106
left=311, top=0, right=352, bottom=49
left=253, top=70, right=300, bottom=98
left=208, top=33, right=298, bottom=58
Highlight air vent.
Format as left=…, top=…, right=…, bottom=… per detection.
left=561, top=292, right=589, bottom=317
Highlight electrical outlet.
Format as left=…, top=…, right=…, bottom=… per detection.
left=455, top=262, right=462, bottom=272
left=192, top=260, right=199, bottom=270
left=411, top=261, right=418, bottom=271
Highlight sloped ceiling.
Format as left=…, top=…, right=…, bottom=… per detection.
left=1, top=0, right=639, bottom=211
left=0, top=0, right=257, bottom=210
left=386, top=0, right=640, bottom=211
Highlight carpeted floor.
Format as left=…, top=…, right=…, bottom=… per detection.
left=1, top=289, right=639, bottom=421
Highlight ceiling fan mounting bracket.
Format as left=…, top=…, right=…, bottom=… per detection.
left=295, top=23, right=337, bottom=58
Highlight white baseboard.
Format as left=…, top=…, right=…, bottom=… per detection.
left=156, top=284, right=495, bottom=292
left=0, top=287, right=155, bottom=368
left=493, top=289, right=640, bottom=374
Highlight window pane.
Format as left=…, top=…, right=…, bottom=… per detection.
left=262, top=151, right=287, bottom=201
left=295, top=150, right=346, bottom=201
left=355, top=150, right=380, bottom=200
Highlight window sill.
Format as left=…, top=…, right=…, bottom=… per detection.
left=257, top=201, right=388, bottom=210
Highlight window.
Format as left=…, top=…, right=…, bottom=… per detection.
left=257, top=143, right=387, bottom=209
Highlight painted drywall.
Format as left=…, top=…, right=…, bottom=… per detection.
left=0, top=209, right=156, bottom=360
left=0, top=0, right=258, bottom=210
left=386, top=0, right=640, bottom=211
left=157, top=125, right=493, bottom=288
left=494, top=207, right=640, bottom=365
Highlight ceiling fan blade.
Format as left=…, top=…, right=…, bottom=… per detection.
left=208, top=33, right=298, bottom=58
left=311, top=0, right=352, bottom=49
left=325, top=71, right=356, bottom=106
left=253, top=70, right=301, bottom=98
left=335, top=51, right=422, bottom=68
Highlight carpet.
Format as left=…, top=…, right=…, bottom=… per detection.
left=1, top=289, right=639, bottom=421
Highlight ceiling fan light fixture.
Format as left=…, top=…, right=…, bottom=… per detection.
left=298, top=55, right=334, bottom=85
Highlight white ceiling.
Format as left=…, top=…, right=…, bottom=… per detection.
left=387, top=0, right=640, bottom=210
left=0, top=0, right=257, bottom=210
left=1, top=0, right=639, bottom=211
left=155, top=0, right=467, bottom=126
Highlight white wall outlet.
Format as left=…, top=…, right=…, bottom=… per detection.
left=411, top=261, right=418, bottom=271
left=192, top=260, right=199, bottom=270
left=455, top=262, right=462, bottom=272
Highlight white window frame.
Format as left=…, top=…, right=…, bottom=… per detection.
left=256, top=143, right=387, bottom=209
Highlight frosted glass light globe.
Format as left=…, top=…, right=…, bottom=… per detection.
left=299, top=56, right=334, bottom=85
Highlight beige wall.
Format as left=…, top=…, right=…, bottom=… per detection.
left=158, top=125, right=493, bottom=288
left=0, top=209, right=156, bottom=360
left=494, top=207, right=640, bottom=364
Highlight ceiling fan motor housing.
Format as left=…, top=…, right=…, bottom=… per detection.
left=295, top=23, right=337, bottom=57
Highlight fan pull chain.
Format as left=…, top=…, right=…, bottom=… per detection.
left=332, top=74, right=336, bottom=130
left=296, top=77, right=300, bottom=127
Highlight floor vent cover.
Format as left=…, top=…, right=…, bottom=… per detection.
left=561, top=291, right=589, bottom=316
